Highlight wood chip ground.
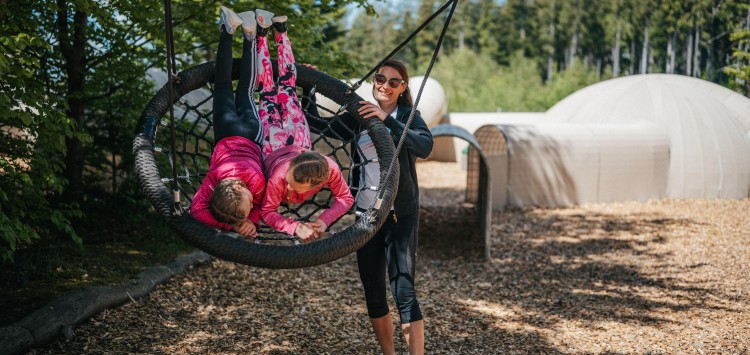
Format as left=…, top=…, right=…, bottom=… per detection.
left=39, top=162, right=749, bottom=354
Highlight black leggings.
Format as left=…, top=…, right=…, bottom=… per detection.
left=357, top=211, right=423, bottom=324
left=213, top=30, right=262, bottom=144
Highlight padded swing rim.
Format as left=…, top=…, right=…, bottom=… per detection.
left=133, top=60, right=398, bottom=269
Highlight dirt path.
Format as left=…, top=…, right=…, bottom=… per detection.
left=38, top=162, right=749, bottom=354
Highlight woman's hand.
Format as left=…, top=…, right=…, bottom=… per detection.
left=358, top=101, right=387, bottom=122
left=233, top=220, right=258, bottom=237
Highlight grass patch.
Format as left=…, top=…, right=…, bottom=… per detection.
left=0, top=196, right=194, bottom=326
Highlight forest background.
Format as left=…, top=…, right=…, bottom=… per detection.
left=1, top=0, right=749, bottom=325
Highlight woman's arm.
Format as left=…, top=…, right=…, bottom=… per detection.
left=382, top=109, right=433, bottom=159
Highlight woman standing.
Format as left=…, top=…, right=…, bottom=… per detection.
left=356, top=59, right=432, bottom=355
left=307, top=59, right=432, bottom=354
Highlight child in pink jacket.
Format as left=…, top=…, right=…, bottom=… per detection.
left=190, top=6, right=265, bottom=237
left=255, top=12, right=353, bottom=242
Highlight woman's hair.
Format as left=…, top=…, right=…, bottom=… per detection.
left=209, top=178, right=249, bottom=225
left=290, top=151, right=329, bottom=187
left=378, top=59, right=413, bottom=107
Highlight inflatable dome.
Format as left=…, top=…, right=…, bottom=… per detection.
left=473, top=74, right=750, bottom=209
left=547, top=74, right=750, bottom=199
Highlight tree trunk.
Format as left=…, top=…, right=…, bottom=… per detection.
left=693, top=26, right=701, bottom=77
left=640, top=22, right=649, bottom=74
left=706, top=5, right=719, bottom=82
left=630, top=42, right=636, bottom=75
left=59, top=1, right=88, bottom=201
left=546, top=10, right=555, bottom=83
left=568, top=30, right=579, bottom=68
left=667, top=33, right=676, bottom=74
left=664, top=36, right=674, bottom=74
left=0, top=0, right=6, bottom=23
left=687, top=29, right=693, bottom=76
left=613, top=18, right=621, bottom=76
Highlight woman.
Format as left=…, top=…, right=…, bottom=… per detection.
left=307, top=59, right=432, bottom=354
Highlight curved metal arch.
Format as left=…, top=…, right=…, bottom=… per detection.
left=430, top=124, right=492, bottom=260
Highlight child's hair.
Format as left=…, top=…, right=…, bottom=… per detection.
left=209, top=178, right=250, bottom=225
left=290, top=151, right=329, bottom=187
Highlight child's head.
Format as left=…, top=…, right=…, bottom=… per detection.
left=209, top=178, right=252, bottom=225
left=286, top=151, right=329, bottom=193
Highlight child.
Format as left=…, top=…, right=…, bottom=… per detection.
left=190, top=6, right=265, bottom=237
left=255, top=12, right=354, bottom=242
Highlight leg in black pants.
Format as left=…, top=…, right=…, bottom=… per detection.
left=213, top=29, right=261, bottom=144
left=357, top=212, right=423, bottom=323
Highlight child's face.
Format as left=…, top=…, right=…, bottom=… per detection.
left=237, top=187, right=253, bottom=220
left=285, top=168, right=315, bottom=194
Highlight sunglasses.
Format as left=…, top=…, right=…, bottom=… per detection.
left=374, top=73, right=405, bottom=89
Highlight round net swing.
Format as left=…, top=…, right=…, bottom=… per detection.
left=133, top=60, right=398, bottom=269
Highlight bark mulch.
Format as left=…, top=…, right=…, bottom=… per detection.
left=35, top=162, right=750, bottom=354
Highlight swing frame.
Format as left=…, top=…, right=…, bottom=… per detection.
left=134, top=61, right=398, bottom=269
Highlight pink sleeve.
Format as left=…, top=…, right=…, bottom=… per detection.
left=190, top=179, right=233, bottom=230
left=318, top=166, right=354, bottom=227
left=260, top=176, right=299, bottom=236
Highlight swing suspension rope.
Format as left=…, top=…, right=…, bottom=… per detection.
left=133, top=0, right=458, bottom=268
left=164, top=0, right=458, bottom=228
left=163, top=0, right=181, bottom=215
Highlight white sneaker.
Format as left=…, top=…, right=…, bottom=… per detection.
left=237, top=11, right=257, bottom=40
left=219, top=5, right=242, bottom=34
left=272, top=16, right=287, bottom=33
left=255, top=9, right=274, bottom=29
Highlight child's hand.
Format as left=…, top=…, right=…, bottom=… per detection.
left=233, top=220, right=257, bottom=237
left=309, top=219, right=328, bottom=236
left=295, top=222, right=320, bottom=242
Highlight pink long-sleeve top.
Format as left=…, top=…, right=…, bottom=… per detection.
left=261, top=145, right=354, bottom=236
left=190, top=136, right=265, bottom=230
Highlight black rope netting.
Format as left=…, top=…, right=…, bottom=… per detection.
left=134, top=60, right=398, bottom=269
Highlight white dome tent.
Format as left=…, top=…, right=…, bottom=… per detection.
left=472, top=74, right=750, bottom=209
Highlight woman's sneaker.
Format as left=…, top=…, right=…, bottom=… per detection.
left=272, top=16, right=287, bottom=33
left=219, top=6, right=242, bottom=34
left=237, top=11, right=257, bottom=40
left=255, top=9, right=274, bottom=36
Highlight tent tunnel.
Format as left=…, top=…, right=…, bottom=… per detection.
left=469, top=74, right=750, bottom=209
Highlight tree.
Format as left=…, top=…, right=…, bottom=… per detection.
left=0, top=1, right=79, bottom=261
left=1, top=0, right=373, bottom=260
left=724, top=3, right=750, bottom=96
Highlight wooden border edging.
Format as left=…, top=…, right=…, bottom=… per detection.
left=0, top=250, right=211, bottom=355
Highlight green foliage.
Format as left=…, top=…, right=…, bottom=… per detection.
left=0, top=5, right=79, bottom=262
left=2, top=0, right=747, bottom=262
left=723, top=3, right=750, bottom=97
left=433, top=50, right=599, bottom=112
left=431, top=50, right=505, bottom=112
left=1, top=0, right=372, bottom=261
